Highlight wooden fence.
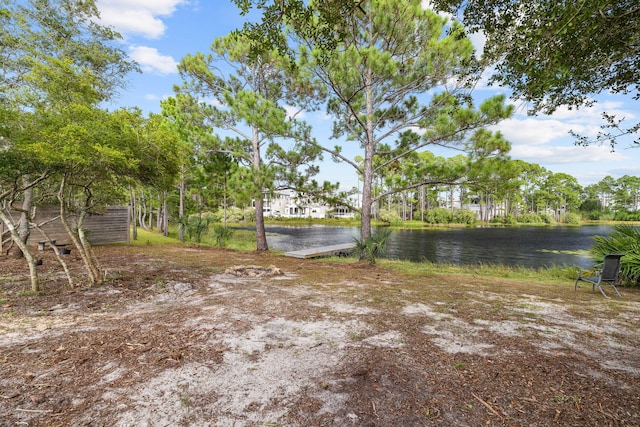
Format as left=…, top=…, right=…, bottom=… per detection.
left=1, top=205, right=130, bottom=248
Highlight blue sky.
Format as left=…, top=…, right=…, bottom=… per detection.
left=96, top=0, right=639, bottom=191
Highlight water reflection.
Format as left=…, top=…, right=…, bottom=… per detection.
left=264, top=224, right=614, bottom=269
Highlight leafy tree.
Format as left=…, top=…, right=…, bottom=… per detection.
left=177, top=33, right=326, bottom=251
left=0, top=0, right=133, bottom=103
left=0, top=135, right=50, bottom=290
left=514, top=160, right=547, bottom=214
left=48, top=106, right=171, bottom=286
left=613, top=175, right=640, bottom=212
left=284, top=0, right=513, bottom=247
left=543, top=172, right=582, bottom=220
left=431, top=0, right=640, bottom=148
left=0, top=0, right=135, bottom=290
left=579, top=183, right=603, bottom=217
left=596, top=175, right=617, bottom=212
left=122, top=108, right=182, bottom=240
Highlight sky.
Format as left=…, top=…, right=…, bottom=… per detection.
left=95, top=0, right=640, bottom=192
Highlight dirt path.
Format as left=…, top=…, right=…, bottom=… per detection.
left=1, top=245, right=639, bottom=426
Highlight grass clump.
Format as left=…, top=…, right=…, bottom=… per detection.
left=383, top=258, right=577, bottom=283
left=130, top=229, right=182, bottom=246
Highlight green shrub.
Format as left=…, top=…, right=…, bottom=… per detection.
left=201, top=211, right=222, bottom=222
left=503, top=214, right=517, bottom=225
left=539, top=213, right=555, bottom=224
left=378, top=209, right=403, bottom=225
left=243, top=207, right=256, bottom=222
left=354, top=227, right=392, bottom=265
left=585, top=211, right=601, bottom=220
left=212, top=225, right=234, bottom=247
left=517, top=213, right=543, bottom=224
left=424, top=208, right=452, bottom=224
left=453, top=209, right=477, bottom=225
left=613, top=211, right=640, bottom=221
left=591, top=225, right=640, bottom=287
left=561, top=212, right=581, bottom=224
left=183, top=215, right=211, bottom=243
left=213, top=207, right=253, bottom=223
left=489, top=214, right=516, bottom=225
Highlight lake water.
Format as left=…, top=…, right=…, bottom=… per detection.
left=264, top=224, right=615, bottom=269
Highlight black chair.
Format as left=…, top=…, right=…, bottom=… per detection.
left=574, top=254, right=624, bottom=298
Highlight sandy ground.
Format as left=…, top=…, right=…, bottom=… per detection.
left=1, top=245, right=639, bottom=426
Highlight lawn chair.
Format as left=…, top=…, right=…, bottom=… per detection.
left=574, top=254, right=624, bottom=298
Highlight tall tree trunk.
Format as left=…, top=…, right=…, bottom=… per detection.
left=420, top=185, right=425, bottom=222
left=9, top=176, right=34, bottom=258
left=130, top=187, right=137, bottom=241
left=178, top=175, right=185, bottom=242
left=77, top=214, right=102, bottom=283
left=0, top=209, right=38, bottom=291
left=32, top=222, right=73, bottom=288
left=223, top=172, right=228, bottom=227
left=58, top=177, right=101, bottom=285
left=360, top=57, right=375, bottom=252
left=252, top=127, right=268, bottom=251
left=163, top=194, right=169, bottom=237
left=138, top=201, right=145, bottom=229
left=156, top=204, right=162, bottom=233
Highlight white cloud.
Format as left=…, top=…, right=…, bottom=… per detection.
left=467, top=31, right=486, bottom=60
left=128, top=45, right=178, bottom=75
left=312, top=111, right=333, bottom=122
left=96, top=0, right=187, bottom=39
left=145, top=93, right=175, bottom=103
left=493, top=117, right=575, bottom=146
left=510, top=144, right=626, bottom=165
left=495, top=98, right=639, bottom=150
left=490, top=102, right=633, bottom=167
left=284, top=105, right=305, bottom=120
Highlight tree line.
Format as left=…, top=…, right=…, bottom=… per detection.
left=371, top=155, right=640, bottom=225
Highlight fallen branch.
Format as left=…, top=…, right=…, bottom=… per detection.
left=16, top=408, right=53, bottom=413
left=471, top=392, right=503, bottom=418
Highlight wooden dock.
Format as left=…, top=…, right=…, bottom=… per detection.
left=284, top=243, right=356, bottom=259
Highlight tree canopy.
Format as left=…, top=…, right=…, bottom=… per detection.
left=431, top=0, right=639, bottom=147
left=176, top=32, right=327, bottom=251
left=287, top=0, right=512, bottom=243
left=233, top=0, right=639, bottom=148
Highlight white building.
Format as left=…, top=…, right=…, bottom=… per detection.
left=261, top=191, right=355, bottom=219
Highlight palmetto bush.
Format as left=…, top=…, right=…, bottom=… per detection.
left=591, top=225, right=640, bottom=287
left=354, top=227, right=392, bottom=265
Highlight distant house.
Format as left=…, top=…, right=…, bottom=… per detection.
left=260, top=191, right=355, bottom=219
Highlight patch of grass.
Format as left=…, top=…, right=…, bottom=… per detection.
left=130, top=229, right=181, bottom=246
left=130, top=225, right=258, bottom=252
left=153, top=277, right=166, bottom=290
left=180, top=394, right=190, bottom=408
left=453, top=362, right=465, bottom=370
left=381, top=258, right=577, bottom=283
left=224, top=229, right=258, bottom=251
left=20, top=290, right=40, bottom=297
left=539, top=249, right=588, bottom=256
left=348, top=331, right=366, bottom=340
